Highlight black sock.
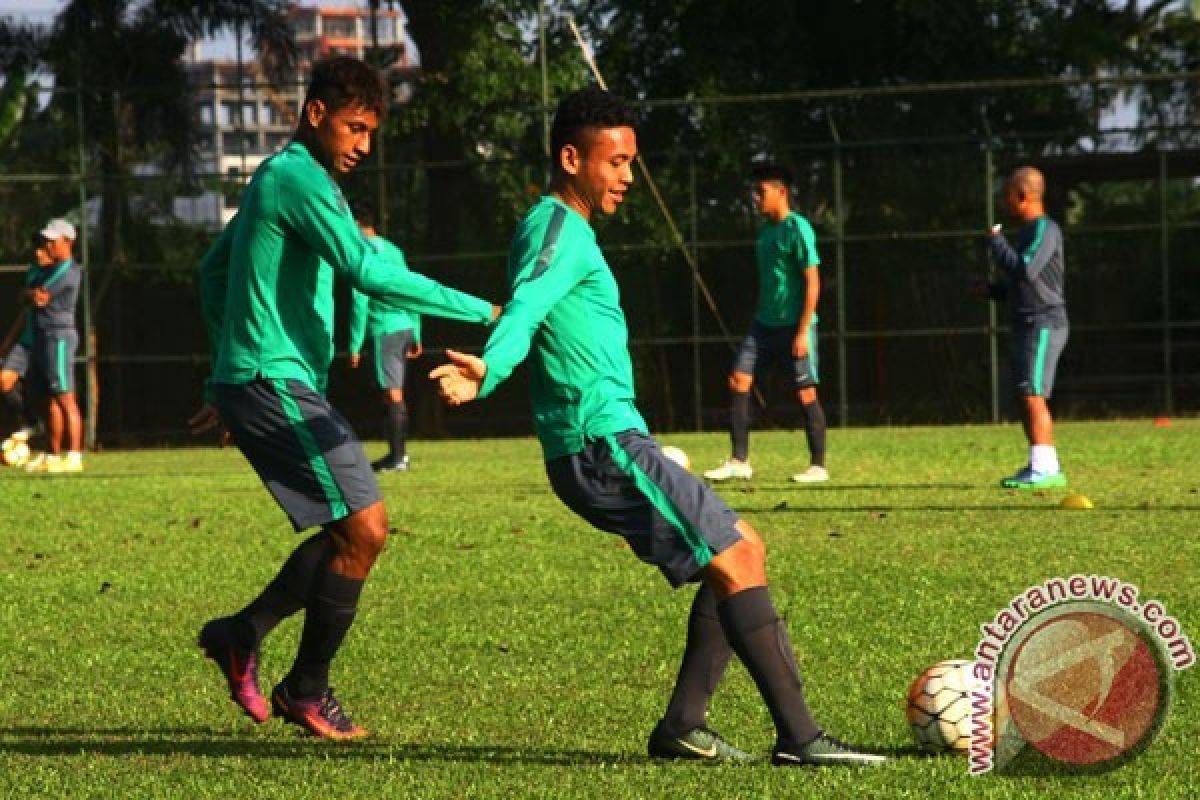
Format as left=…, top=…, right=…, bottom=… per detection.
left=660, top=584, right=733, bottom=734
left=286, top=568, right=365, bottom=698
left=717, top=587, right=820, bottom=747
left=730, top=392, right=751, bottom=462
left=799, top=398, right=827, bottom=468
left=3, top=385, right=31, bottom=430
left=231, top=529, right=333, bottom=651
left=385, top=400, right=408, bottom=463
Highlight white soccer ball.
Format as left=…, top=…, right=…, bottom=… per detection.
left=2, top=440, right=31, bottom=467
left=660, top=445, right=691, bottom=472
left=906, top=659, right=978, bottom=753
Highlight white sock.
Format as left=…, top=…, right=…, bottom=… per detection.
left=1030, top=445, right=1059, bottom=475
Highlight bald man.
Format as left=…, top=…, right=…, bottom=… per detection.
left=987, top=166, right=1068, bottom=489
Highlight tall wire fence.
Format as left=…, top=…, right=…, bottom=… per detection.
left=1, top=74, right=1197, bottom=445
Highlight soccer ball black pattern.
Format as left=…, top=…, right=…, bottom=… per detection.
left=906, top=659, right=977, bottom=753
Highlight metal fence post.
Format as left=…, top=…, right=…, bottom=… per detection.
left=689, top=156, right=702, bottom=430
left=1159, top=146, right=1174, bottom=415
left=827, top=113, right=848, bottom=427
left=75, top=76, right=96, bottom=450
left=982, top=126, right=1000, bottom=423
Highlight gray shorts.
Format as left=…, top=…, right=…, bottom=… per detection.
left=214, top=378, right=381, bottom=532
left=545, top=430, right=743, bottom=587
left=732, top=320, right=819, bottom=389
left=370, top=329, right=413, bottom=391
left=1012, top=323, right=1068, bottom=398
left=2, top=341, right=30, bottom=377
left=33, top=330, right=77, bottom=394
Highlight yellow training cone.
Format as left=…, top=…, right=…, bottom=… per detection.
left=1060, top=494, right=1094, bottom=510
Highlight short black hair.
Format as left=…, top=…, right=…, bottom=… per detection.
left=751, top=163, right=793, bottom=188
left=303, top=56, right=387, bottom=118
left=549, top=86, right=638, bottom=168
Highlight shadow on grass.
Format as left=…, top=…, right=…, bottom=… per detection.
left=734, top=503, right=1200, bottom=513
left=720, top=483, right=980, bottom=492
left=0, top=726, right=636, bottom=764
left=0, top=727, right=945, bottom=767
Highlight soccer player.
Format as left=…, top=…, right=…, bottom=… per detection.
left=23, top=219, right=83, bottom=474
left=346, top=200, right=422, bottom=473
left=1, top=250, right=42, bottom=454
left=703, top=165, right=829, bottom=484
left=986, top=166, right=1069, bottom=489
left=431, top=87, right=884, bottom=767
left=192, top=56, right=498, bottom=739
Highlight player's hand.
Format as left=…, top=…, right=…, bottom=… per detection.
left=348, top=353, right=362, bottom=369
left=792, top=333, right=809, bottom=359
left=188, top=403, right=232, bottom=445
left=29, top=288, right=50, bottom=308
left=989, top=223, right=1003, bottom=237
left=429, top=349, right=486, bottom=406
left=407, top=341, right=423, bottom=360
left=490, top=304, right=503, bottom=321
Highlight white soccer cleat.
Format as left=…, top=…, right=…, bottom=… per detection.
left=46, top=451, right=83, bottom=474
left=791, top=465, right=829, bottom=483
left=24, top=452, right=50, bottom=473
left=703, top=459, right=753, bottom=481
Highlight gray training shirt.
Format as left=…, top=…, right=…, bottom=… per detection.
left=989, top=217, right=1067, bottom=327
left=33, top=259, right=82, bottom=334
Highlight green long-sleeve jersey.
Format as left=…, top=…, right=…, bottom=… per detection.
left=347, top=235, right=422, bottom=355
left=198, top=140, right=493, bottom=394
left=479, top=195, right=647, bottom=460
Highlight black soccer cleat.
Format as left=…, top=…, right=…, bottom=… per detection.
left=772, top=732, right=888, bottom=767
left=647, top=721, right=758, bottom=763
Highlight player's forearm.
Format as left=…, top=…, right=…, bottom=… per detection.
left=988, top=236, right=1022, bottom=275
left=477, top=305, right=539, bottom=398
left=351, top=254, right=493, bottom=325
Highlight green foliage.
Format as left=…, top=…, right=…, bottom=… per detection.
left=0, top=421, right=1196, bottom=797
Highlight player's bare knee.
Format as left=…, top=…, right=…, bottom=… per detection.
left=728, top=372, right=752, bottom=394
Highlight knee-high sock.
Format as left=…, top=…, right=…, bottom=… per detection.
left=231, top=529, right=333, bottom=651
left=660, top=584, right=733, bottom=734
left=799, top=398, right=827, bottom=467
left=730, top=392, right=751, bottom=462
left=717, top=586, right=821, bottom=746
left=286, top=568, right=365, bottom=698
left=385, top=400, right=408, bottom=462
left=3, top=385, right=33, bottom=430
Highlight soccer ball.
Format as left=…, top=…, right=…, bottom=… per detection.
left=660, top=445, right=691, bottom=472
left=1, top=439, right=31, bottom=467
left=906, top=659, right=978, bottom=753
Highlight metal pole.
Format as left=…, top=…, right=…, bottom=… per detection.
left=538, top=1, right=550, bottom=159
left=689, top=157, right=702, bottom=430
left=827, top=113, right=849, bottom=427
left=1159, top=147, right=1173, bottom=415
left=75, top=70, right=96, bottom=450
left=368, top=0, right=389, bottom=233
left=982, top=122, right=1000, bottom=424
left=235, top=20, right=247, bottom=176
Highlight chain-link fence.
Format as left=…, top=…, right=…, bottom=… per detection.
left=2, top=75, right=1197, bottom=445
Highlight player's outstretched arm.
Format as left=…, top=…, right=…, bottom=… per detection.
left=429, top=349, right=486, bottom=407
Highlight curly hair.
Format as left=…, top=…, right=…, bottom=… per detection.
left=550, top=86, right=639, bottom=166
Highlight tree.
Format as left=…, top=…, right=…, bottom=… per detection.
left=0, top=0, right=296, bottom=268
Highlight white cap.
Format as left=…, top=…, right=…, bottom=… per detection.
left=38, top=218, right=76, bottom=241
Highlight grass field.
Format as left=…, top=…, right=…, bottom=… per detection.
left=0, top=420, right=1196, bottom=799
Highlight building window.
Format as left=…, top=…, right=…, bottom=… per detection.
left=323, top=17, right=356, bottom=38
left=198, top=104, right=214, bottom=126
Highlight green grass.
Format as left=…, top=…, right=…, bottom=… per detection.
left=0, top=420, right=1196, bottom=798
